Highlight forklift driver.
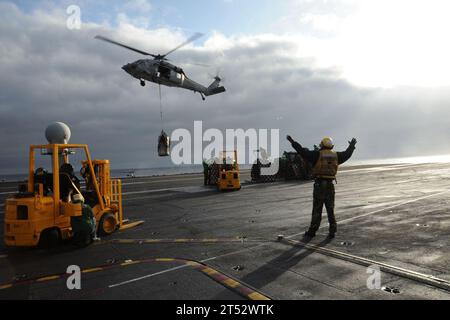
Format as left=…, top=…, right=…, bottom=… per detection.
left=60, top=163, right=81, bottom=202
left=80, top=164, right=96, bottom=191
left=34, top=168, right=53, bottom=196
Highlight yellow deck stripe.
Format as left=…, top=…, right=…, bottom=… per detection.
left=0, top=284, right=13, bottom=290
left=0, top=257, right=271, bottom=300
left=202, top=267, right=219, bottom=275
left=155, top=258, right=175, bottom=262
left=248, top=292, right=271, bottom=300
left=36, top=275, right=60, bottom=282
left=222, top=278, right=240, bottom=288
left=119, top=220, right=144, bottom=231
left=82, top=267, right=103, bottom=273
left=120, top=261, right=141, bottom=266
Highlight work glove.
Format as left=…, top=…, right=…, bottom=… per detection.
left=348, top=138, right=357, bottom=148
left=286, top=135, right=294, bottom=143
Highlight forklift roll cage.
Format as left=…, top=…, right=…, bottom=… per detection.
left=28, top=144, right=108, bottom=217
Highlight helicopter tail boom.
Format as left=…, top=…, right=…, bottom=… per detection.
left=204, top=77, right=226, bottom=96
left=204, top=86, right=226, bottom=96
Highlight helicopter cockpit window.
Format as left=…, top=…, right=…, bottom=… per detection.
left=158, top=66, right=171, bottom=79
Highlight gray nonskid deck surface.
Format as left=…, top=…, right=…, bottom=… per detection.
left=0, top=163, right=449, bottom=299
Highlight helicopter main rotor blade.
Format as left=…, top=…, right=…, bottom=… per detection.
left=95, top=35, right=157, bottom=57
left=183, top=62, right=211, bottom=67
left=161, top=32, right=204, bottom=59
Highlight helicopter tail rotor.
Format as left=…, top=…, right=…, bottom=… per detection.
left=208, top=68, right=225, bottom=83
left=204, top=74, right=226, bottom=97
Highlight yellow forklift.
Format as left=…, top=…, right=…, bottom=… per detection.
left=4, top=127, right=143, bottom=247
left=217, top=150, right=241, bottom=191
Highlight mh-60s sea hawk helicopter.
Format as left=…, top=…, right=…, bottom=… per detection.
left=95, top=33, right=225, bottom=100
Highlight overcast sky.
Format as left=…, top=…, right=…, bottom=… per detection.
left=2, top=0, right=450, bottom=174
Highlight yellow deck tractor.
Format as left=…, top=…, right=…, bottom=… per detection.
left=4, top=124, right=143, bottom=247
left=217, top=150, right=241, bottom=191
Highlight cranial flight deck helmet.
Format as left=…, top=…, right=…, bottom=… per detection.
left=320, top=137, right=334, bottom=149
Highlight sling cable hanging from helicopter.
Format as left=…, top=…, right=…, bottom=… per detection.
left=158, top=83, right=170, bottom=157
left=159, top=83, right=164, bottom=126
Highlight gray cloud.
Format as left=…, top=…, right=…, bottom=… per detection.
left=1, top=3, right=450, bottom=175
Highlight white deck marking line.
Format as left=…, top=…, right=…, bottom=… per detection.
left=122, top=183, right=257, bottom=197
left=340, top=163, right=414, bottom=173
left=122, top=176, right=203, bottom=186
left=0, top=164, right=426, bottom=197
left=0, top=186, right=16, bottom=192
left=108, top=264, right=187, bottom=288
left=336, top=189, right=450, bottom=225
left=123, top=187, right=207, bottom=196
left=119, top=164, right=414, bottom=189
left=0, top=191, right=15, bottom=195
left=109, top=188, right=450, bottom=289
left=119, top=164, right=422, bottom=193
left=123, top=188, right=181, bottom=196
left=107, top=246, right=256, bottom=289
left=284, top=239, right=450, bottom=292
left=286, top=189, right=450, bottom=238
left=121, top=171, right=252, bottom=186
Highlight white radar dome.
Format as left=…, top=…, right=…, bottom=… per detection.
left=45, top=122, right=71, bottom=144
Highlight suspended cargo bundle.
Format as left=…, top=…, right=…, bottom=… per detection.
left=158, top=130, right=170, bottom=157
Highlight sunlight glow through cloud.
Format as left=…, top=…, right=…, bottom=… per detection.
left=290, top=0, right=450, bottom=87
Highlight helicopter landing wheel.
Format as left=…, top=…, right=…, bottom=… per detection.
left=140, top=80, right=145, bottom=87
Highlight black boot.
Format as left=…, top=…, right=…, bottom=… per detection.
left=303, top=231, right=316, bottom=239
left=328, top=224, right=337, bottom=239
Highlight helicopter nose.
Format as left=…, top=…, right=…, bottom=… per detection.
left=122, top=63, right=134, bottom=74
left=122, top=64, right=130, bottom=72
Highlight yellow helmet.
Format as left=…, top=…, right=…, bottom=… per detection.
left=320, top=137, right=334, bottom=149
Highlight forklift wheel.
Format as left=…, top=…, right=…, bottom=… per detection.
left=98, top=213, right=117, bottom=236
left=39, top=229, right=60, bottom=248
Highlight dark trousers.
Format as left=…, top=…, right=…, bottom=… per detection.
left=204, top=171, right=209, bottom=186
left=307, top=179, right=337, bottom=235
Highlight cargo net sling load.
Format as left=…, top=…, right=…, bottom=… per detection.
left=250, top=150, right=313, bottom=183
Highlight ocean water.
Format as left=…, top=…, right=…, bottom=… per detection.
left=2, top=154, right=450, bottom=182
left=0, top=164, right=252, bottom=182
left=0, top=165, right=204, bottom=182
